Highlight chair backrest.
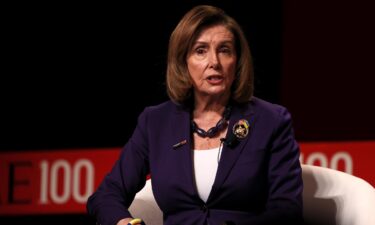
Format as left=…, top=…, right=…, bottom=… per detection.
left=129, top=180, right=163, bottom=225
left=302, top=164, right=375, bottom=225
left=129, top=166, right=375, bottom=225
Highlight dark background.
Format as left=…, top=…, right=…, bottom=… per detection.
left=281, top=1, right=375, bottom=141
left=1, top=1, right=283, bottom=152
left=1, top=0, right=374, bottom=224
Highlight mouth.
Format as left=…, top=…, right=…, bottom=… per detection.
left=206, top=75, right=224, bottom=81
left=206, top=75, right=224, bottom=84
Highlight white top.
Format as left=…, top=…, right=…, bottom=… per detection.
left=193, top=146, right=222, bottom=202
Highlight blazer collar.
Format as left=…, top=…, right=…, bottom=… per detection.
left=208, top=101, right=255, bottom=202
left=171, top=104, right=198, bottom=199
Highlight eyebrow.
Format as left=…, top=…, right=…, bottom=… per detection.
left=193, top=40, right=235, bottom=46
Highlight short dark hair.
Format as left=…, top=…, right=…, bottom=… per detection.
left=166, top=5, right=254, bottom=104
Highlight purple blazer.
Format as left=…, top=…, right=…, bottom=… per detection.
left=87, top=97, right=303, bottom=225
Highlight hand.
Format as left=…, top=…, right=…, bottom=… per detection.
left=116, top=218, right=133, bottom=225
left=117, top=218, right=145, bottom=225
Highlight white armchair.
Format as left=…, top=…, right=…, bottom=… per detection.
left=302, top=164, right=375, bottom=225
left=129, top=180, right=163, bottom=225
left=129, top=165, right=375, bottom=225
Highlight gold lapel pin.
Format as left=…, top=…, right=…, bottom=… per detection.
left=232, top=119, right=250, bottom=139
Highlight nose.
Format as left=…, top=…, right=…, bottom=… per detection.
left=208, top=51, right=219, bottom=69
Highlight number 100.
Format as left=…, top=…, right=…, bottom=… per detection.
left=39, top=159, right=94, bottom=204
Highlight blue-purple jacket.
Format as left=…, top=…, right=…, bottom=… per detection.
left=87, top=97, right=303, bottom=225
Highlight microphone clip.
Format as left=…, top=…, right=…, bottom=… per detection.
left=220, top=136, right=238, bottom=148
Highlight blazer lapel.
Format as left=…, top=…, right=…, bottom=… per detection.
left=208, top=103, right=255, bottom=201
left=170, top=105, right=198, bottom=197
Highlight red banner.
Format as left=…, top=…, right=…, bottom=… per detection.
left=299, top=141, right=375, bottom=189
left=1, top=141, right=374, bottom=215
left=0, top=148, right=121, bottom=215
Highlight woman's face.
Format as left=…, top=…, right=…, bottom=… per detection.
left=187, top=25, right=237, bottom=99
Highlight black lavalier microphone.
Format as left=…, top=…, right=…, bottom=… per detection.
left=220, top=131, right=239, bottom=148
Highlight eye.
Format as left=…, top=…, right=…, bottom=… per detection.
left=195, top=47, right=206, bottom=55
left=219, top=46, right=233, bottom=55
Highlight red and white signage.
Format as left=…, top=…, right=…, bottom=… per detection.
left=299, top=141, right=375, bottom=188
left=0, top=141, right=374, bottom=215
left=0, top=148, right=121, bottom=215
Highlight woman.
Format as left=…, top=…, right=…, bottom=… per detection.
left=87, top=5, right=303, bottom=225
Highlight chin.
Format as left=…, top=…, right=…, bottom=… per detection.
left=205, top=89, right=229, bottom=97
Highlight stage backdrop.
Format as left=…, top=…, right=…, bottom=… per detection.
left=1, top=141, right=374, bottom=215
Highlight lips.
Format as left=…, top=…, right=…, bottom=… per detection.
left=206, top=75, right=224, bottom=84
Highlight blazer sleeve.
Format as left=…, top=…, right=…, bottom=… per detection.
left=245, top=106, right=303, bottom=225
left=86, top=108, right=151, bottom=225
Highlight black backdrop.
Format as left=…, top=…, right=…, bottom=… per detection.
left=281, top=1, right=375, bottom=141
left=1, top=1, right=282, bottom=152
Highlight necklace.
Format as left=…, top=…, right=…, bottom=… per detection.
left=191, top=105, right=232, bottom=138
